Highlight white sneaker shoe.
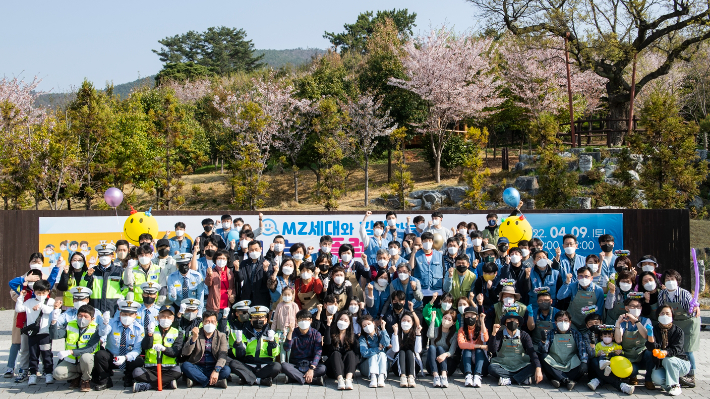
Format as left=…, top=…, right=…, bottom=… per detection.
left=433, top=376, right=441, bottom=388
left=440, top=376, right=448, bottom=388
left=408, top=375, right=416, bottom=388
left=498, top=377, right=511, bottom=386
left=28, top=375, right=37, bottom=386
left=668, top=385, right=682, bottom=396
left=464, top=374, right=473, bottom=387
left=345, top=378, right=353, bottom=390
left=400, top=375, right=408, bottom=387
left=337, top=376, right=345, bottom=390
left=369, top=374, right=378, bottom=388
left=604, top=366, right=612, bottom=376
left=473, top=374, right=482, bottom=388
left=587, top=378, right=600, bottom=391
left=378, top=374, right=386, bottom=387
left=620, top=382, right=635, bottom=395
left=599, top=359, right=611, bottom=370
left=45, top=374, right=53, bottom=384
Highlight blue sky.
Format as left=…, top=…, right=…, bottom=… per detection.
left=1, top=0, right=478, bottom=92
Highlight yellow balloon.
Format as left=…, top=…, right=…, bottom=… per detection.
left=432, top=233, right=444, bottom=250
left=123, top=207, right=160, bottom=246
left=498, top=214, right=533, bottom=248
left=610, top=356, right=633, bottom=378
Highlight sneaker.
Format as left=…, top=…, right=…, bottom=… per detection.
left=218, top=379, right=228, bottom=388
left=668, top=385, right=682, bottom=396
left=377, top=374, right=385, bottom=387
left=14, top=369, right=28, bottom=383
left=522, top=377, right=532, bottom=385
left=566, top=380, right=575, bottom=391
left=80, top=380, right=91, bottom=392
left=369, top=376, right=378, bottom=388
left=3, top=368, right=13, bottom=378
left=93, top=379, right=113, bottom=391
left=433, top=376, right=441, bottom=388
left=498, top=377, right=511, bottom=386
left=400, top=375, right=408, bottom=387
left=28, top=375, right=37, bottom=386
left=620, top=382, right=635, bottom=395
left=170, top=380, right=178, bottom=389
left=604, top=366, right=612, bottom=376
left=441, top=376, right=448, bottom=388
left=133, top=382, right=151, bottom=392
left=464, top=374, right=473, bottom=387
left=345, top=378, right=353, bottom=390
left=587, top=378, right=600, bottom=391
left=407, top=375, right=416, bottom=388
left=473, top=374, right=482, bottom=388
left=679, top=375, right=695, bottom=388
left=551, top=379, right=561, bottom=388
left=599, top=360, right=611, bottom=370
left=644, top=380, right=655, bottom=390
left=337, top=376, right=346, bottom=390
left=45, top=374, right=53, bottom=384
left=186, top=378, right=194, bottom=388
left=261, top=377, right=272, bottom=387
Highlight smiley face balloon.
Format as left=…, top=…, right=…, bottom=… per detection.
left=498, top=214, right=533, bottom=248
left=123, top=206, right=159, bottom=245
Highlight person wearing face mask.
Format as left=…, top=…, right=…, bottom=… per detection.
left=583, top=254, right=607, bottom=287
left=405, top=215, right=427, bottom=238
left=133, top=283, right=161, bottom=339
left=388, top=312, right=423, bottom=388
left=227, top=300, right=252, bottom=332
left=264, top=235, right=287, bottom=267
left=488, top=311, right=543, bottom=386
left=57, top=252, right=89, bottom=310
left=613, top=297, right=654, bottom=387
left=310, top=235, right=339, bottom=264
left=167, top=222, right=192, bottom=256
left=557, top=266, right=605, bottom=332
left=282, top=310, right=326, bottom=385
left=485, top=286, right=528, bottom=336
left=636, top=254, right=662, bottom=283
left=324, top=312, right=358, bottom=390
left=167, top=253, right=205, bottom=313
left=474, top=244, right=499, bottom=276
left=346, top=298, right=366, bottom=335
left=499, top=247, right=531, bottom=304
left=466, top=231, right=485, bottom=265
left=646, top=305, right=692, bottom=396
left=231, top=229, right=256, bottom=261
left=358, top=314, right=390, bottom=387
left=587, top=326, right=624, bottom=391
left=427, top=309, right=458, bottom=388
left=423, top=211, right=453, bottom=241
left=423, top=292, right=456, bottom=337
left=192, top=236, right=219, bottom=278
left=204, top=249, right=235, bottom=331
left=80, top=243, right=125, bottom=314
left=457, top=307, right=489, bottom=387
left=539, top=311, right=589, bottom=390
left=517, top=240, right=534, bottom=268
left=365, top=270, right=391, bottom=317
left=15, top=279, right=55, bottom=386
left=229, top=305, right=281, bottom=386
left=383, top=211, right=405, bottom=242
left=481, top=213, right=500, bottom=246
left=124, top=244, right=163, bottom=306
left=442, top=237, right=463, bottom=271
left=409, top=232, right=444, bottom=306
left=325, top=266, right=354, bottom=311
left=385, top=241, right=407, bottom=270
left=639, top=271, right=660, bottom=322
left=444, top=255, right=476, bottom=301
left=337, top=244, right=370, bottom=299
left=389, top=264, right=424, bottom=314
left=597, top=234, right=618, bottom=277
left=154, top=239, right=177, bottom=287
left=197, top=218, right=226, bottom=255
left=51, top=303, right=100, bottom=392
left=554, top=234, right=586, bottom=278
left=361, top=211, right=392, bottom=267
left=526, top=290, right=559, bottom=351
left=267, top=257, right=297, bottom=305
left=364, top=248, right=392, bottom=280
left=92, top=299, right=144, bottom=390
left=313, top=295, right=340, bottom=336
left=293, top=262, right=323, bottom=311
left=657, top=269, right=699, bottom=389
left=472, top=261, right=503, bottom=311
left=131, top=305, right=183, bottom=392
left=272, top=287, right=299, bottom=339
left=605, top=271, right=635, bottom=324
left=181, top=310, right=230, bottom=388
left=175, top=298, right=203, bottom=341
left=381, top=291, right=410, bottom=335
left=234, top=240, right=273, bottom=308
left=215, top=215, right=233, bottom=243
left=52, top=287, right=109, bottom=339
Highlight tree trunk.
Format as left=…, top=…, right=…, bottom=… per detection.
left=434, top=153, right=442, bottom=183
left=608, top=102, right=629, bottom=146
left=364, top=156, right=369, bottom=207
left=67, top=198, right=72, bottom=211
left=293, top=170, right=299, bottom=203
left=387, top=148, right=391, bottom=183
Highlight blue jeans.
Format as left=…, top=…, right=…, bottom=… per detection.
left=6, top=343, right=20, bottom=369
left=426, top=346, right=448, bottom=374
left=461, top=349, right=488, bottom=376
left=181, top=362, right=231, bottom=387
left=362, top=352, right=388, bottom=376
left=651, top=357, right=691, bottom=388
left=686, top=352, right=695, bottom=372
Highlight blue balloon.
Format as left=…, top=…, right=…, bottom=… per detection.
left=502, top=187, right=521, bottom=208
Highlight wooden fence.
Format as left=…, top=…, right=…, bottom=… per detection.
left=0, top=209, right=690, bottom=309
left=558, top=117, right=643, bottom=147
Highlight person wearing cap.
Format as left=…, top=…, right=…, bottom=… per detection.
left=124, top=244, right=164, bottom=306
left=132, top=305, right=183, bottom=392
left=539, top=310, right=589, bottom=390
left=181, top=310, right=230, bottom=388
left=457, top=306, right=489, bottom=387
left=527, top=249, right=564, bottom=314
left=135, top=282, right=161, bottom=335
left=485, top=285, right=528, bottom=335
left=526, top=289, right=560, bottom=351
left=636, top=255, right=661, bottom=283
left=154, top=238, right=177, bottom=286
left=228, top=300, right=252, bottom=330
left=80, top=242, right=125, bottom=314
left=556, top=265, right=605, bottom=332
left=51, top=287, right=108, bottom=339
left=204, top=249, right=235, bottom=332
left=176, top=298, right=203, bottom=340
left=282, top=309, right=326, bottom=385
left=488, top=311, right=543, bottom=386
left=197, top=218, right=226, bottom=255
left=167, top=253, right=205, bottom=313
left=496, top=237, right=511, bottom=265
left=229, top=305, right=282, bottom=386
left=475, top=244, right=499, bottom=276
left=92, top=299, right=145, bottom=390
left=51, top=303, right=100, bottom=392
left=234, top=239, right=274, bottom=307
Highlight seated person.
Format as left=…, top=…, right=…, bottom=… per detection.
left=458, top=307, right=489, bottom=388
left=485, top=285, right=528, bottom=336
left=587, top=325, right=623, bottom=392
left=646, top=305, right=692, bottom=396
left=539, top=310, right=589, bottom=390
left=526, top=289, right=559, bottom=351
left=132, top=305, right=183, bottom=392
left=282, top=310, right=326, bottom=385
left=51, top=304, right=100, bottom=392
left=488, top=311, right=543, bottom=386
left=229, top=305, right=281, bottom=386
left=180, top=310, right=230, bottom=388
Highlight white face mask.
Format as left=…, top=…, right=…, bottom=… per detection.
left=348, top=305, right=359, bottom=314
left=400, top=321, right=413, bottom=331
left=458, top=305, right=467, bottom=314
left=175, top=230, right=185, bottom=237
left=337, top=320, right=350, bottom=330
left=447, top=247, right=458, bottom=255
left=588, top=263, right=599, bottom=273
left=363, top=324, right=375, bottom=334
left=138, top=256, right=151, bottom=266
left=159, top=318, right=173, bottom=329
left=509, top=255, right=522, bottom=264
left=30, top=262, right=43, bottom=270
left=441, top=302, right=452, bottom=311
left=320, top=245, right=331, bottom=253
left=557, top=321, right=570, bottom=332
left=642, top=265, right=655, bottom=272
left=35, top=294, right=47, bottom=302
left=297, top=320, right=311, bottom=330
left=373, top=228, right=383, bottom=237
left=240, top=240, right=250, bottom=249
left=341, top=253, right=352, bottom=263
left=249, top=251, right=260, bottom=260
left=282, top=266, right=294, bottom=276
left=377, top=259, right=388, bottom=268
left=619, top=282, right=632, bottom=292
left=658, top=315, right=673, bottom=325
left=222, top=223, right=231, bottom=230
left=216, top=259, right=227, bottom=268
left=120, top=316, right=134, bottom=326
left=536, top=258, right=548, bottom=268
left=387, top=219, right=397, bottom=227
left=398, top=273, right=409, bottom=281
left=378, top=278, right=388, bottom=287
left=72, top=261, right=84, bottom=270
left=442, top=319, right=454, bottom=328
left=273, top=243, right=284, bottom=252
left=388, top=247, right=399, bottom=256
left=521, top=249, right=530, bottom=257
left=422, top=242, right=433, bottom=250
left=643, top=281, right=657, bottom=291
left=282, top=296, right=293, bottom=303
left=564, top=246, right=576, bottom=255
left=327, top=305, right=338, bottom=314
left=28, top=282, right=35, bottom=290
left=417, top=222, right=426, bottom=230
left=602, top=336, right=613, bottom=344
left=472, top=238, right=482, bottom=247
left=432, top=219, right=441, bottom=226
left=203, top=323, right=216, bottom=333
left=74, top=301, right=88, bottom=310
left=503, top=297, right=514, bottom=306
left=579, top=278, right=591, bottom=287
left=301, top=271, right=312, bottom=280
left=333, top=276, right=345, bottom=285
left=629, top=308, right=641, bottom=318
left=184, top=312, right=197, bottom=321
left=292, top=253, right=304, bottom=261
left=459, top=229, right=467, bottom=236
left=77, top=317, right=91, bottom=328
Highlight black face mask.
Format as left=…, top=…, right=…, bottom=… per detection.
left=601, top=244, right=614, bottom=252
left=203, top=225, right=213, bottom=232
left=238, top=313, right=250, bottom=322
left=498, top=245, right=508, bottom=253
left=456, top=265, right=469, bottom=273
left=538, top=302, right=551, bottom=311
left=204, top=249, right=216, bottom=258
left=506, top=320, right=519, bottom=332
left=392, top=302, right=403, bottom=311
left=158, top=248, right=170, bottom=257
left=178, top=264, right=189, bottom=274
left=143, top=296, right=156, bottom=305
left=252, top=319, right=265, bottom=329
left=464, top=317, right=477, bottom=326
left=484, top=256, right=495, bottom=263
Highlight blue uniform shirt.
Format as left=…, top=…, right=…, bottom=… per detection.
left=135, top=304, right=160, bottom=330
left=105, top=317, right=145, bottom=361
left=167, top=270, right=205, bottom=312
left=56, top=307, right=109, bottom=338
left=168, top=237, right=192, bottom=256
left=558, top=254, right=586, bottom=280
left=411, top=249, right=444, bottom=293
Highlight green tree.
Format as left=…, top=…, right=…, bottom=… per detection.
left=324, top=9, right=417, bottom=54
left=389, top=127, right=414, bottom=208
left=311, top=98, right=349, bottom=209
left=461, top=127, right=490, bottom=210
left=155, top=62, right=213, bottom=85
left=536, top=147, right=578, bottom=208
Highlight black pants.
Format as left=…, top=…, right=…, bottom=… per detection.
left=281, top=361, right=326, bottom=384
left=540, top=355, right=583, bottom=382
left=92, top=350, right=143, bottom=385
left=28, top=333, right=52, bottom=375
left=396, top=350, right=416, bottom=376
left=325, top=351, right=358, bottom=378
left=227, top=359, right=281, bottom=385
left=133, top=366, right=182, bottom=389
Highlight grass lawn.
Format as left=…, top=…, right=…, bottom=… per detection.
left=691, top=219, right=710, bottom=250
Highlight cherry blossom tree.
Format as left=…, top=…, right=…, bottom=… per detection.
left=342, top=94, right=396, bottom=206
left=0, top=76, right=46, bottom=131
left=389, top=27, right=503, bottom=182
left=272, top=98, right=315, bottom=203
left=161, top=79, right=212, bottom=104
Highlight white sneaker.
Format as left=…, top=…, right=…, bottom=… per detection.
left=400, top=375, right=408, bottom=387
left=369, top=374, right=378, bottom=388
left=408, top=375, right=416, bottom=388
left=604, top=366, right=612, bottom=376
left=337, top=376, right=345, bottom=390
left=45, top=374, right=53, bottom=384
left=620, top=383, right=635, bottom=395
left=28, top=375, right=37, bottom=386
left=587, top=378, right=600, bottom=391
left=668, top=385, right=682, bottom=396
left=345, top=378, right=353, bottom=390
left=599, top=359, right=611, bottom=370
left=473, top=374, right=482, bottom=388
left=440, top=376, right=448, bottom=388
left=464, top=374, right=474, bottom=387
left=378, top=374, right=385, bottom=387
left=498, top=377, right=511, bottom=386
left=433, top=376, right=441, bottom=388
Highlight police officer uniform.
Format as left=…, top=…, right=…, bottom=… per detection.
left=81, top=242, right=125, bottom=314
left=135, top=282, right=161, bottom=335
left=228, top=305, right=282, bottom=386
left=53, top=287, right=109, bottom=338
left=167, top=253, right=205, bottom=311
left=132, top=304, right=184, bottom=392
left=176, top=298, right=203, bottom=345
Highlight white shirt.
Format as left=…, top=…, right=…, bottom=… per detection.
left=16, top=296, right=55, bottom=334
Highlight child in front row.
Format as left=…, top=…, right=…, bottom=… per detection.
left=587, top=325, right=622, bottom=391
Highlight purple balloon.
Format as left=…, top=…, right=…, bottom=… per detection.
left=104, top=187, right=124, bottom=208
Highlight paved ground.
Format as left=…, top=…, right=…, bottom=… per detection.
left=1, top=310, right=709, bottom=398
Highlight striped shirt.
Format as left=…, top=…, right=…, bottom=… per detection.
left=658, top=288, right=692, bottom=313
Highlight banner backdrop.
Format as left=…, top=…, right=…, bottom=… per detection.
left=38, top=212, right=623, bottom=269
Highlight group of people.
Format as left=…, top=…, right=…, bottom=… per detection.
left=7, top=211, right=700, bottom=396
